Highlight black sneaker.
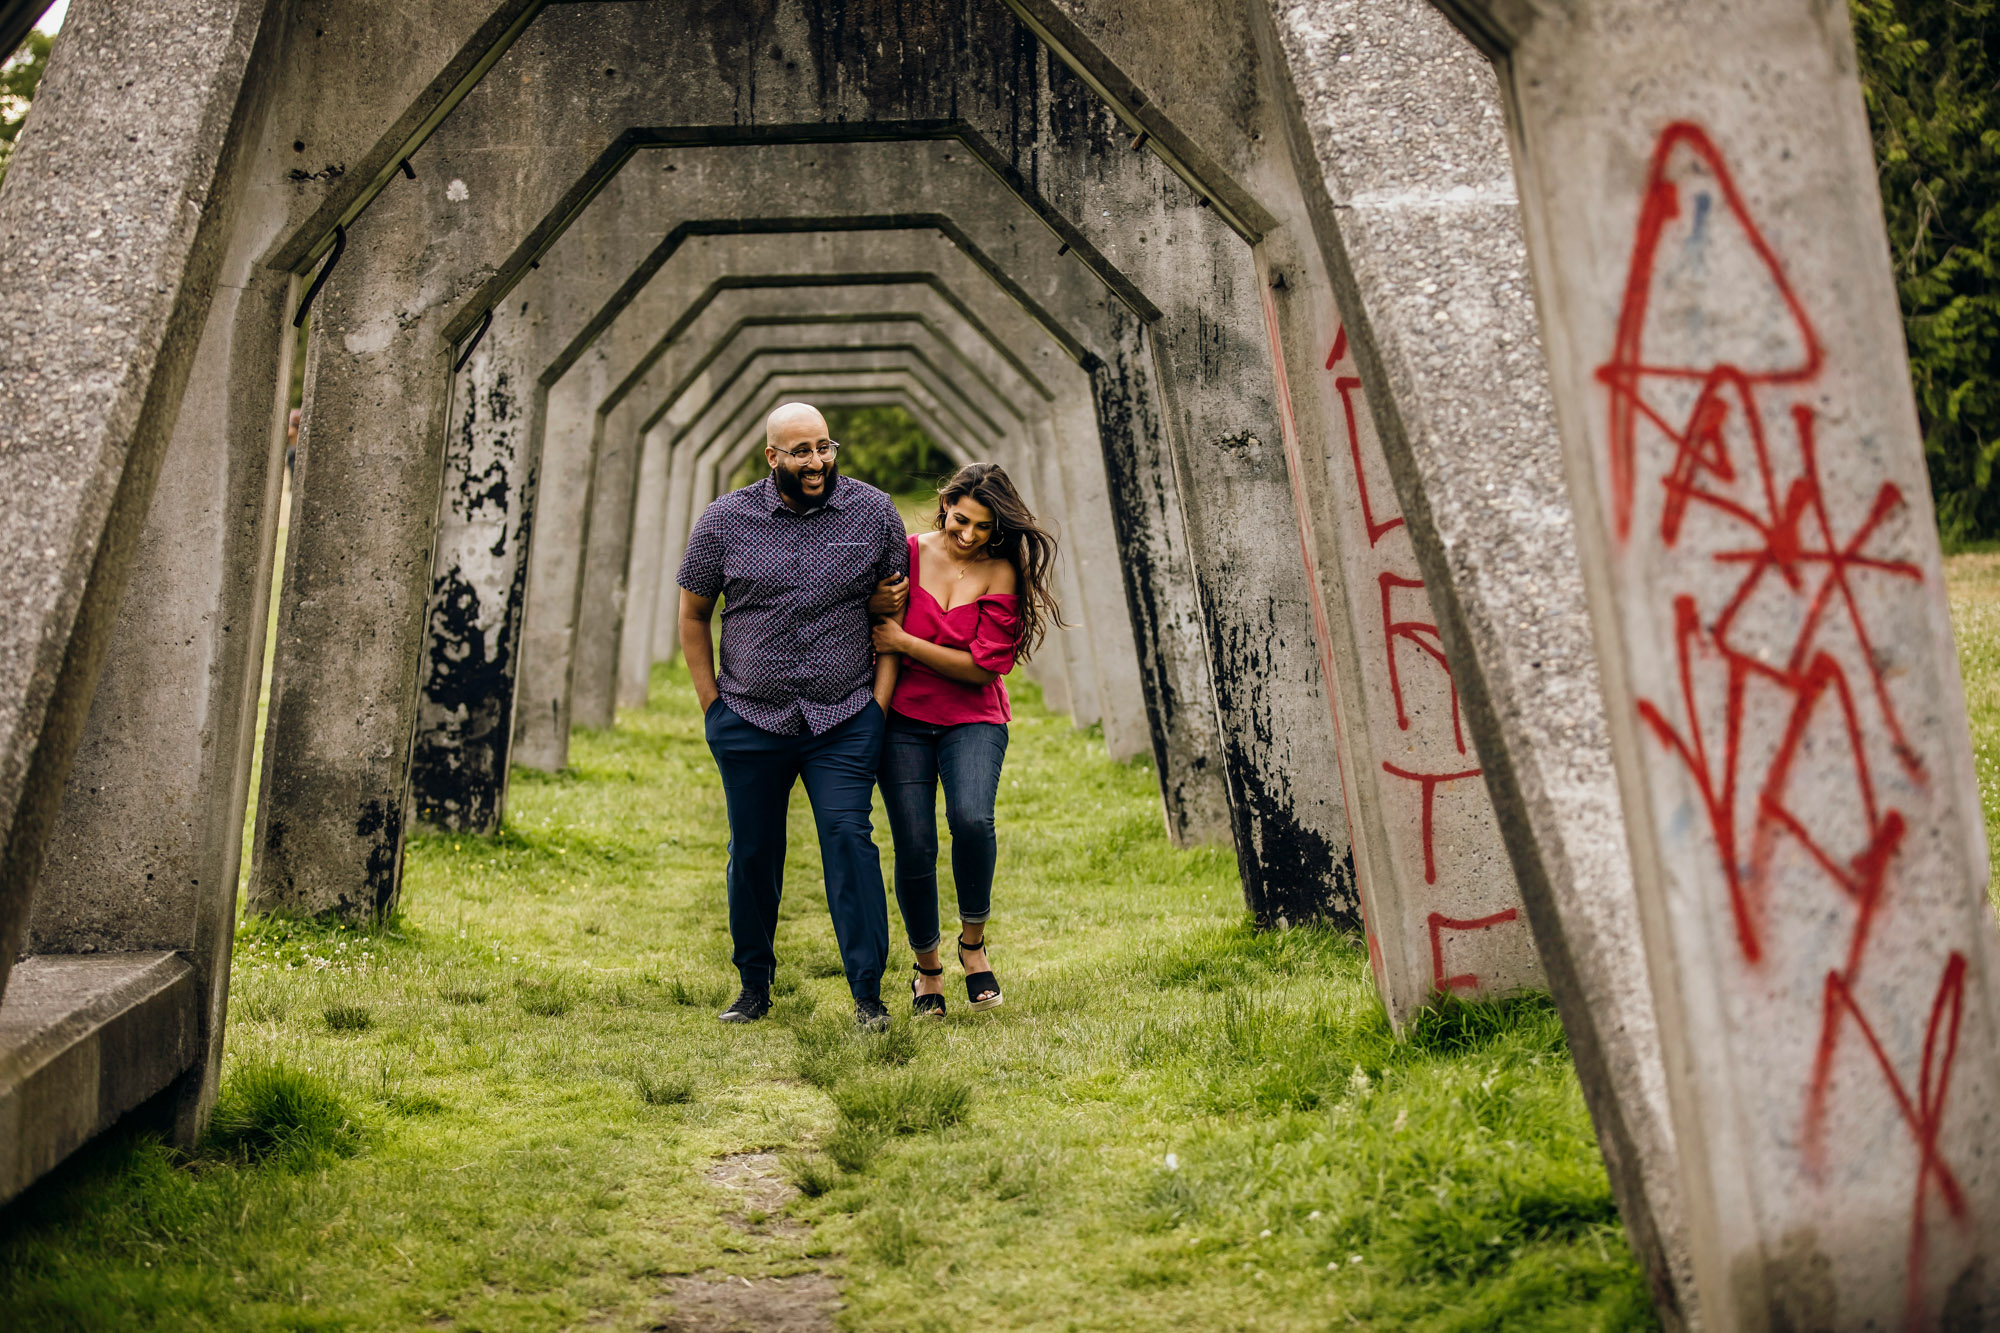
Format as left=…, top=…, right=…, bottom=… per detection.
left=718, top=987, right=771, bottom=1023
left=854, top=997, right=890, bottom=1031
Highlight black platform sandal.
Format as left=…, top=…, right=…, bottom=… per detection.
left=911, top=962, right=947, bottom=1018
left=957, top=934, right=1003, bottom=1012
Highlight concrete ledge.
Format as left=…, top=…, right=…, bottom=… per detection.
left=0, top=951, right=198, bottom=1205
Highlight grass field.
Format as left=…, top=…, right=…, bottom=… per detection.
left=7, top=555, right=2000, bottom=1331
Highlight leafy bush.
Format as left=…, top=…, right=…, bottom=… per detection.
left=0, top=29, right=51, bottom=190
left=1852, top=0, right=2000, bottom=543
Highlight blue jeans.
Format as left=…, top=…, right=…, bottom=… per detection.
left=878, top=714, right=1008, bottom=953
left=704, top=699, right=889, bottom=1000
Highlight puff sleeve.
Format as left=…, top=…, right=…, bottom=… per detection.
left=969, top=599, right=1022, bottom=676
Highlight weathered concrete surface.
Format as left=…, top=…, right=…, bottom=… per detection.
left=409, top=328, right=546, bottom=833
left=0, top=0, right=268, bottom=1005
left=34, top=266, right=294, bottom=1144
left=1435, top=0, right=2000, bottom=1324
left=1268, top=292, right=1542, bottom=1025
left=0, top=951, right=198, bottom=1204
left=250, top=170, right=458, bottom=920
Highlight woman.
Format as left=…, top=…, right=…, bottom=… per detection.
left=871, top=463, right=1065, bottom=1017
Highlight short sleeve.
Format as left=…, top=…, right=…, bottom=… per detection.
left=677, top=501, right=727, bottom=598
left=970, top=600, right=1021, bottom=676
left=873, top=496, right=909, bottom=584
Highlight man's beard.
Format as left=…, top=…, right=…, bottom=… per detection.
left=773, top=461, right=840, bottom=510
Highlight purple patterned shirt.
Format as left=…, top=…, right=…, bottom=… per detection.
left=676, top=475, right=907, bottom=736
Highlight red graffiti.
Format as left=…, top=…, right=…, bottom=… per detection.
left=1330, top=325, right=1502, bottom=989
left=1600, top=121, right=1958, bottom=1322
left=1428, top=909, right=1521, bottom=993
left=1381, top=762, right=1483, bottom=884
left=1380, top=572, right=1467, bottom=753
left=1328, top=327, right=1403, bottom=546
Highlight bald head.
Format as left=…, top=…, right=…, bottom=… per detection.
left=763, top=401, right=839, bottom=511
left=766, top=401, right=827, bottom=451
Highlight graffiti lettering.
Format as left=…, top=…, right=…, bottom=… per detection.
left=1598, top=119, right=1958, bottom=1323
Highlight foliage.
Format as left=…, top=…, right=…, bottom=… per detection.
left=1852, top=0, right=2000, bottom=543
left=0, top=29, right=51, bottom=190
left=728, top=404, right=956, bottom=494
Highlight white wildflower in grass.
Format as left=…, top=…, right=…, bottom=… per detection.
left=1163, top=1152, right=1178, bottom=1172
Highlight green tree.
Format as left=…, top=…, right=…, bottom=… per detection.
left=1852, top=0, right=2000, bottom=544
left=0, top=30, right=52, bottom=191
left=729, top=404, right=957, bottom=497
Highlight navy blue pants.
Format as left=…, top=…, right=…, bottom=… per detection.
left=704, top=699, right=889, bottom=1000
left=878, top=714, right=1008, bottom=954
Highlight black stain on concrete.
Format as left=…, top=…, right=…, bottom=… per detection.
left=353, top=797, right=402, bottom=921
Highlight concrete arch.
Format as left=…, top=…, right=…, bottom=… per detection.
left=495, top=176, right=1193, bottom=807
left=235, top=15, right=1350, bottom=926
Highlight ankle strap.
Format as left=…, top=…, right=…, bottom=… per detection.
left=913, top=962, right=944, bottom=976
left=957, top=934, right=987, bottom=951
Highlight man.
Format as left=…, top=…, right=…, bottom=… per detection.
left=678, top=401, right=911, bottom=1029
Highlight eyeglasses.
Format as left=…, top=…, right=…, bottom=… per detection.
left=778, top=441, right=841, bottom=462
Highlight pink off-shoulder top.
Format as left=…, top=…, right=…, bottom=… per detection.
left=886, top=533, right=1021, bottom=726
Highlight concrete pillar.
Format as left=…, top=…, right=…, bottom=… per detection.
left=33, top=267, right=293, bottom=1145
left=1015, top=0, right=1683, bottom=1311
left=250, top=172, right=452, bottom=920
left=409, top=324, right=545, bottom=832
left=513, top=179, right=1216, bottom=840
left=0, top=0, right=272, bottom=1200
left=1422, top=0, right=2000, bottom=1324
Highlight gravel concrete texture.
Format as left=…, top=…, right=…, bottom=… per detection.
left=33, top=265, right=294, bottom=1147
left=0, top=951, right=198, bottom=1205
left=1442, top=0, right=2000, bottom=1324
left=0, top=0, right=268, bottom=1007
left=250, top=167, right=461, bottom=921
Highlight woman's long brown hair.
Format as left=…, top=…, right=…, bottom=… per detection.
left=933, top=463, right=1067, bottom=660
